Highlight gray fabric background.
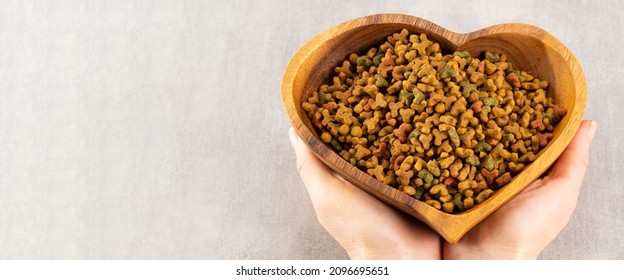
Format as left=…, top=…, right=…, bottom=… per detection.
left=0, top=0, right=621, bottom=259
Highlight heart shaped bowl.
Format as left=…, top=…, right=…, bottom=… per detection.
left=282, top=14, right=586, bottom=243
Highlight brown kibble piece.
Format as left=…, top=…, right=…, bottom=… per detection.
left=399, top=108, right=415, bottom=123
left=351, top=126, right=363, bottom=137
left=393, top=123, right=411, bottom=143
left=442, top=202, right=454, bottom=213
left=495, top=172, right=512, bottom=188
left=530, top=113, right=545, bottom=131
left=449, top=160, right=463, bottom=177
left=312, top=111, right=322, bottom=129
left=399, top=185, right=416, bottom=196
left=390, top=139, right=411, bottom=156
left=458, top=179, right=477, bottom=194
left=457, top=165, right=470, bottom=181
left=536, top=132, right=553, bottom=148
left=432, top=129, right=448, bottom=146
left=504, top=122, right=522, bottom=140
left=385, top=112, right=397, bottom=127
left=371, top=93, right=388, bottom=110
left=389, top=101, right=403, bottom=118
left=508, top=162, right=525, bottom=174
left=419, top=133, right=433, bottom=150
left=519, top=152, right=537, bottom=162
left=443, top=177, right=457, bottom=187
left=430, top=184, right=449, bottom=196
left=476, top=189, right=494, bottom=203
left=552, top=105, right=567, bottom=124
left=354, top=144, right=371, bottom=160
left=473, top=180, right=487, bottom=194
left=464, top=197, right=474, bottom=209
left=438, top=155, right=455, bottom=169
left=367, top=165, right=386, bottom=181
left=481, top=169, right=499, bottom=186
left=506, top=72, right=521, bottom=88
left=371, top=141, right=390, bottom=159
left=393, top=155, right=406, bottom=171
left=426, top=200, right=442, bottom=210
left=427, top=160, right=441, bottom=177
left=335, top=90, right=352, bottom=104
left=396, top=169, right=414, bottom=185
left=470, top=100, right=483, bottom=113
left=455, top=147, right=474, bottom=158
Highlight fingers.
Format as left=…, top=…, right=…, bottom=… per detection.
left=288, top=128, right=346, bottom=204
left=288, top=128, right=442, bottom=260
left=546, top=120, right=596, bottom=183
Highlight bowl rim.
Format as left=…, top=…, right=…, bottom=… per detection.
left=281, top=13, right=586, bottom=243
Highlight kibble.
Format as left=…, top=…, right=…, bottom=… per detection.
left=302, top=29, right=566, bottom=213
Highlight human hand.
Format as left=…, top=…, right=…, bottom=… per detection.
left=289, top=128, right=441, bottom=259
left=443, top=120, right=597, bottom=259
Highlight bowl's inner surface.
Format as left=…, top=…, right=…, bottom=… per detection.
left=293, top=23, right=576, bottom=215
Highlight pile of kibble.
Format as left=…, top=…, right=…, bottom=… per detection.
left=302, top=29, right=566, bottom=213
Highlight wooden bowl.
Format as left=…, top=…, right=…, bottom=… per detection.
left=281, top=14, right=586, bottom=243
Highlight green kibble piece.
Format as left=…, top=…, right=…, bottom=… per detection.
left=453, top=50, right=471, bottom=58
left=482, top=97, right=498, bottom=107
left=367, top=134, right=377, bottom=142
left=403, top=71, right=412, bottom=79
left=350, top=158, right=357, bottom=166
left=485, top=51, right=500, bottom=63
left=448, top=127, right=460, bottom=148
left=502, top=132, right=514, bottom=142
left=480, top=105, right=491, bottom=121
left=543, top=112, right=553, bottom=120
left=439, top=64, right=457, bottom=79
left=474, top=141, right=493, bottom=153
left=453, top=50, right=473, bottom=64
left=505, top=61, right=515, bottom=73
left=357, top=56, right=373, bottom=67
left=372, top=54, right=384, bottom=66
left=375, top=74, right=389, bottom=88
left=465, top=155, right=480, bottom=166
left=399, top=89, right=415, bottom=106
left=453, top=193, right=465, bottom=211
left=330, top=139, right=342, bottom=152
left=460, top=81, right=476, bottom=98
left=414, top=187, right=425, bottom=200
left=319, top=91, right=332, bottom=105
left=413, top=89, right=425, bottom=105
left=408, top=128, right=422, bottom=140
left=418, top=169, right=434, bottom=183
left=481, top=154, right=494, bottom=171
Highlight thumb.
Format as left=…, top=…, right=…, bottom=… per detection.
left=547, top=120, right=597, bottom=182
left=288, top=128, right=345, bottom=202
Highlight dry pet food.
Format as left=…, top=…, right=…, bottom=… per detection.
left=302, top=29, right=566, bottom=213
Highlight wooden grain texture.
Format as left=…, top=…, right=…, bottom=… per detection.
left=281, top=14, right=586, bottom=243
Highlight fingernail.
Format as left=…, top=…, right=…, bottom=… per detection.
left=587, top=120, right=597, bottom=143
